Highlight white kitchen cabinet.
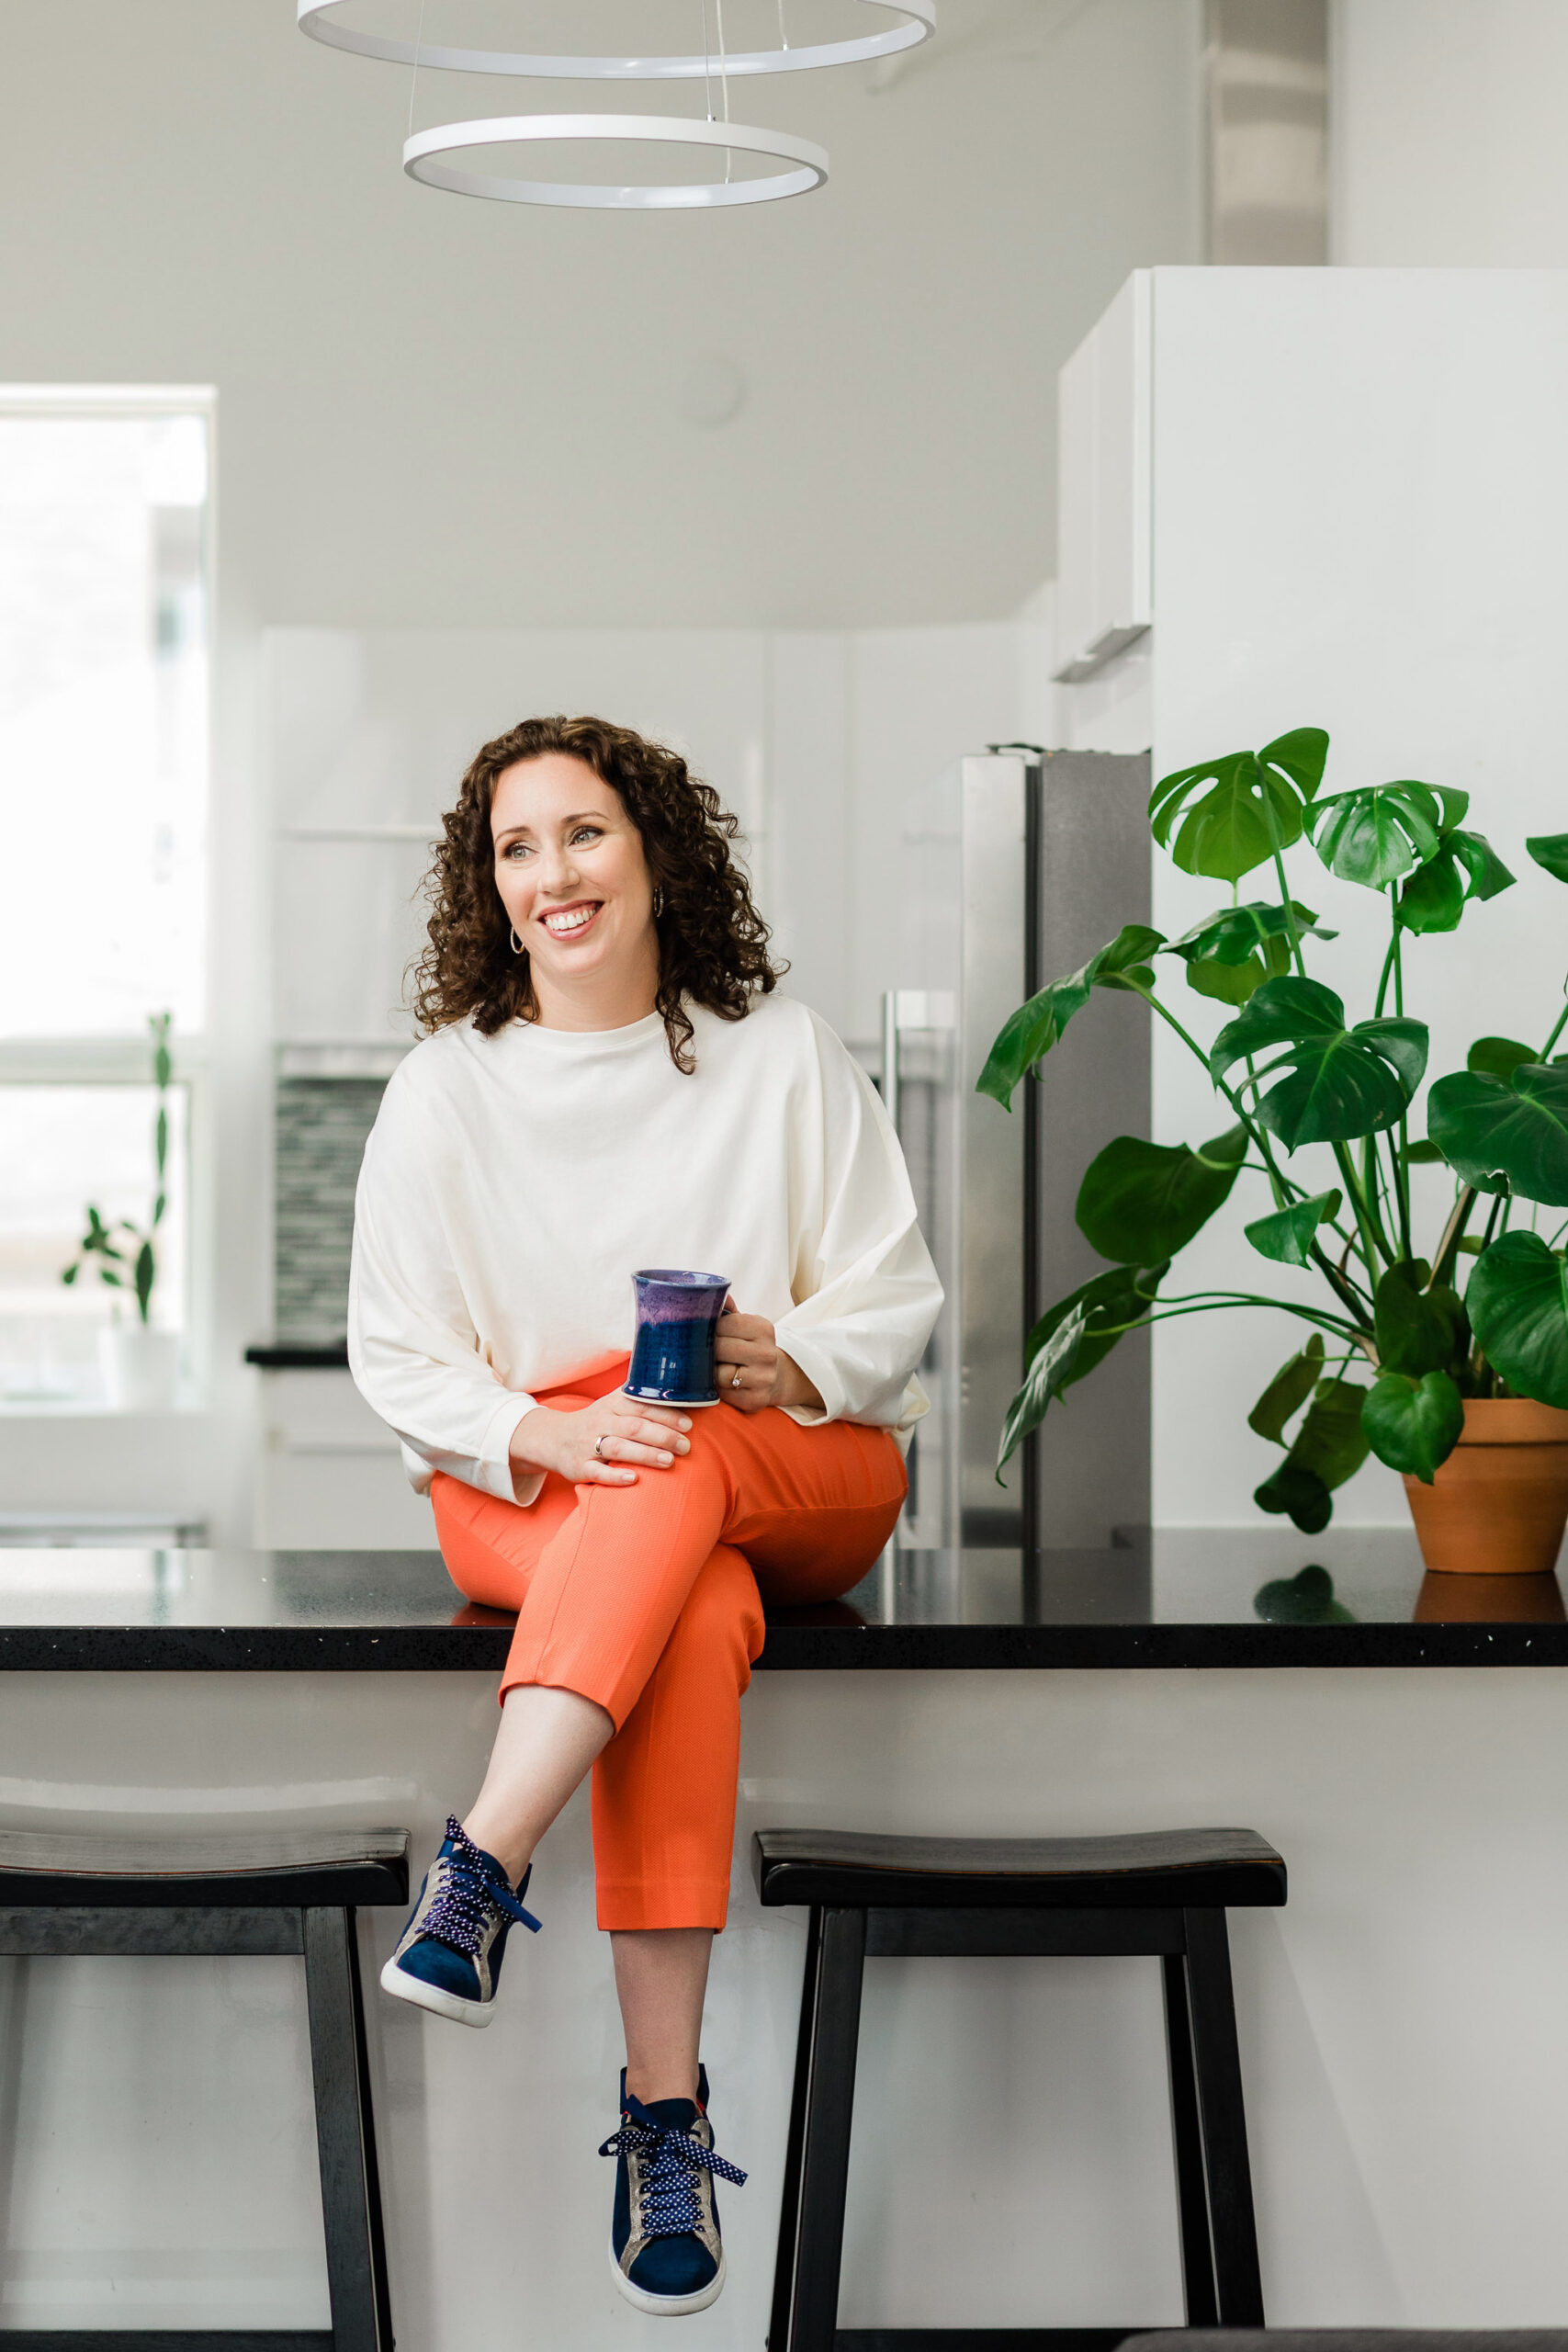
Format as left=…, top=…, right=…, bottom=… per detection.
left=1053, top=271, right=1152, bottom=681
left=254, top=1369, right=436, bottom=1549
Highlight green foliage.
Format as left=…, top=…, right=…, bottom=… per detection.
left=976, top=925, right=1163, bottom=1109
left=1372, top=1261, right=1465, bottom=1377
left=1361, top=1370, right=1466, bottom=1482
left=1254, top=1375, right=1371, bottom=1532
left=1466, top=1035, right=1535, bottom=1084
left=1210, top=977, right=1427, bottom=1149
left=1304, top=780, right=1454, bottom=890
left=1427, top=1062, right=1568, bottom=1204
left=1248, top=1335, right=1325, bottom=1442
left=1244, top=1190, right=1341, bottom=1268
left=1148, top=729, right=1327, bottom=883
left=995, top=1261, right=1168, bottom=1479
left=982, top=722, right=1568, bottom=1535
left=1075, top=1127, right=1246, bottom=1264
left=1397, top=826, right=1514, bottom=933
left=1526, top=834, right=1568, bottom=885
left=1466, top=1234, right=1568, bottom=1409
left=61, top=1012, right=173, bottom=1328
left=1166, top=900, right=1336, bottom=1009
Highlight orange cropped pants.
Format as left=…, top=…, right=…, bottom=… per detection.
left=431, top=1360, right=906, bottom=1932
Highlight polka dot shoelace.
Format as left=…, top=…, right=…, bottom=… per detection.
left=421, top=1816, right=542, bottom=1957
left=598, top=2105, right=749, bottom=2239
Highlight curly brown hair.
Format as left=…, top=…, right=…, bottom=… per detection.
left=410, top=714, right=781, bottom=1073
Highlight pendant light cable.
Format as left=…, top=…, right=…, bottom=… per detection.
left=778, top=0, right=789, bottom=50
left=700, top=0, right=713, bottom=120
left=406, top=0, right=427, bottom=133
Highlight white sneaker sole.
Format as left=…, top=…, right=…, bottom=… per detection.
left=378, top=1953, right=494, bottom=2028
left=606, top=2238, right=727, bottom=2315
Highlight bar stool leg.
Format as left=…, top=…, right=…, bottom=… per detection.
left=304, top=1905, right=395, bottom=2351
left=769, top=1905, right=823, bottom=2351
left=1182, top=1905, right=1264, bottom=2325
left=1161, top=1949, right=1218, bottom=2324
left=783, top=1905, right=867, bottom=2352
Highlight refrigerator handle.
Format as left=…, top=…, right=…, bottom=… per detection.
left=880, top=989, right=901, bottom=1133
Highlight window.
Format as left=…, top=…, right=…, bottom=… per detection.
left=0, top=390, right=211, bottom=1406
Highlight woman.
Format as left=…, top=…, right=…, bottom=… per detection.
left=348, top=714, right=941, bottom=2317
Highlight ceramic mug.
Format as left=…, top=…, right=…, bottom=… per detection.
left=624, top=1269, right=730, bottom=1408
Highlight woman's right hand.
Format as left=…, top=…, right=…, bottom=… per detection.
left=509, top=1392, right=693, bottom=1488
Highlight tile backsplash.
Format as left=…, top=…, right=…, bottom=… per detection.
left=274, top=1077, right=387, bottom=1337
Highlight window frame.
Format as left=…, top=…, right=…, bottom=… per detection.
left=0, top=384, right=218, bottom=1411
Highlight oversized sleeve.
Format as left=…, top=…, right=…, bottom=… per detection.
left=772, top=1013, right=943, bottom=1433
left=347, top=1069, right=544, bottom=1504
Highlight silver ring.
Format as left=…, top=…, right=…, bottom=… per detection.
left=593, top=1433, right=609, bottom=1460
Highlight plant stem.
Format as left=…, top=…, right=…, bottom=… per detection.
left=1539, top=999, right=1568, bottom=1060
left=1429, top=1183, right=1478, bottom=1289
left=1098, top=1295, right=1365, bottom=1347
left=1132, top=983, right=1305, bottom=1204
left=1258, top=765, right=1308, bottom=978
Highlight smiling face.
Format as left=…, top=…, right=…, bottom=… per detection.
left=490, top=752, right=660, bottom=1029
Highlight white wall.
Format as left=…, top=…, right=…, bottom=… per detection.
left=1334, top=0, right=1568, bottom=266
left=1143, top=267, right=1568, bottom=1526
left=0, top=0, right=1202, bottom=632
left=6, top=1638, right=1568, bottom=2337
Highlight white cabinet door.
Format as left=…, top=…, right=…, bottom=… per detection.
left=255, top=1370, right=438, bottom=1549
left=1054, top=272, right=1152, bottom=681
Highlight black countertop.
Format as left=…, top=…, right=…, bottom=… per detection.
left=0, top=1529, right=1563, bottom=1669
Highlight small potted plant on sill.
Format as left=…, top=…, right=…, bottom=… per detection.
left=981, top=730, right=1568, bottom=1576
left=62, top=1012, right=180, bottom=1412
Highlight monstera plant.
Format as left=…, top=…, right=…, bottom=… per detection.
left=980, top=729, right=1568, bottom=1538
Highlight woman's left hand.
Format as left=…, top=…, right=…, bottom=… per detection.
left=715, top=1309, right=824, bottom=1415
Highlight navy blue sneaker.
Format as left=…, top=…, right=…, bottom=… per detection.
left=599, top=2065, right=747, bottom=2315
left=379, top=1816, right=540, bottom=2028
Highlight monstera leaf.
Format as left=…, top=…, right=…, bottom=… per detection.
left=1248, top=1334, right=1325, bottom=1442
left=1254, top=1374, right=1371, bottom=1533
left=1076, top=1127, right=1247, bottom=1264
left=1148, top=729, right=1328, bottom=884
left=1244, top=1190, right=1341, bottom=1268
left=1166, top=899, right=1337, bottom=1007
left=1527, top=834, right=1568, bottom=885
left=1361, top=1370, right=1465, bottom=1483
left=1397, top=825, right=1515, bottom=934
left=1210, top=978, right=1427, bottom=1148
left=1372, top=1262, right=1465, bottom=1376
left=1427, top=1062, right=1568, bottom=1204
left=977, top=924, right=1163, bottom=1109
left=1304, top=780, right=1458, bottom=891
left=995, top=1261, right=1168, bottom=1476
left=1466, top=1233, right=1568, bottom=1408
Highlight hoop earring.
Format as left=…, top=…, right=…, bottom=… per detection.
left=652, top=886, right=664, bottom=918
left=510, top=926, right=525, bottom=956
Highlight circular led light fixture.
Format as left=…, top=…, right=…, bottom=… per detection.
left=402, top=112, right=829, bottom=208
left=299, top=0, right=933, bottom=78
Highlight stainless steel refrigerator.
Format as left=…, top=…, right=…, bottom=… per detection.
left=884, top=746, right=1153, bottom=1557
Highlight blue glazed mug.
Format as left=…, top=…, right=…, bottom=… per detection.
left=625, top=1269, right=730, bottom=1408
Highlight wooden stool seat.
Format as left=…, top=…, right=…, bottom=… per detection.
left=0, top=1824, right=410, bottom=2352
left=756, top=1824, right=1287, bottom=2352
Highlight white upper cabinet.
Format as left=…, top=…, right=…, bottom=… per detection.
left=1053, top=273, right=1152, bottom=682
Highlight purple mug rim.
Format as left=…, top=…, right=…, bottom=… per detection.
left=632, top=1268, right=729, bottom=1291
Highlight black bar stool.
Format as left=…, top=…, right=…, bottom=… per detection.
left=756, top=1825, right=1287, bottom=2352
left=0, top=1825, right=409, bottom=2352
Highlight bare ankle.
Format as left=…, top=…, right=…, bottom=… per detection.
left=458, top=1815, right=528, bottom=1886
left=624, top=2065, right=701, bottom=2109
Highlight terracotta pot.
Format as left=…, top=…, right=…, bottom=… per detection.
left=1404, top=1396, right=1568, bottom=1576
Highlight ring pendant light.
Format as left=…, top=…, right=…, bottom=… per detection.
left=299, top=0, right=934, bottom=78
left=402, top=111, right=829, bottom=209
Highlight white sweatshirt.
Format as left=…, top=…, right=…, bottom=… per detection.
left=348, top=992, right=942, bottom=1507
